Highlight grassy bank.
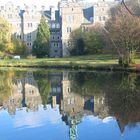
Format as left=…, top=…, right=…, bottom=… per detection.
left=0, top=55, right=140, bottom=72
left=0, top=54, right=117, bottom=68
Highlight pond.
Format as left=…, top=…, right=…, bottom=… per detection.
left=0, top=68, right=140, bottom=140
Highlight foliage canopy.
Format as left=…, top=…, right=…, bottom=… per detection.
left=32, top=16, right=50, bottom=58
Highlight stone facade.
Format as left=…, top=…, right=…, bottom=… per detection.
left=21, top=5, right=42, bottom=52
left=59, top=0, right=110, bottom=56
left=59, top=0, right=85, bottom=56
left=44, top=7, right=62, bottom=57
left=0, top=2, right=41, bottom=53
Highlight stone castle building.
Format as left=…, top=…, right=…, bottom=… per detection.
left=59, top=0, right=110, bottom=56
left=0, top=0, right=111, bottom=57
left=0, top=2, right=62, bottom=56
left=0, top=2, right=42, bottom=52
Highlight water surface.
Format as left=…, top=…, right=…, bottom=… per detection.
left=0, top=69, right=140, bottom=140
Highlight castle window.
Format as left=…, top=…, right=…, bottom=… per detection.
left=1, top=6, right=4, bottom=10
left=56, top=23, right=60, bottom=28
left=99, top=16, right=102, bottom=21
left=8, top=14, right=12, bottom=19
left=28, top=23, right=33, bottom=28
left=52, top=23, right=55, bottom=28
left=27, top=33, right=32, bottom=41
left=67, top=27, right=72, bottom=33
left=103, top=16, right=106, bottom=21
left=68, top=88, right=70, bottom=93
left=66, top=15, right=74, bottom=23
left=82, top=26, right=86, bottom=32
left=70, top=27, right=72, bottom=32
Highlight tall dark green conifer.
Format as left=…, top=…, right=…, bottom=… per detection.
left=33, top=16, right=50, bottom=58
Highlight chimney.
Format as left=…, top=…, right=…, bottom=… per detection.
left=50, top=6, right=55, bottom=21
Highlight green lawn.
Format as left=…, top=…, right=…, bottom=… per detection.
left=0, top=55, right=140, bottom=72
left=0, top=55, right=118, bottom=68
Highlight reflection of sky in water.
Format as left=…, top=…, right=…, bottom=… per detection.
left=13, top=105, right=61, bottom=128
left=0, top=105, right=140, bottom=140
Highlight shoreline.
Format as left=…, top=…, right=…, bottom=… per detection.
left=0, top=62, right=140, bottom=73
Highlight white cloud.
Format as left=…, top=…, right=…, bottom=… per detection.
left=13, top=105, right=62, bottom=129
left=102, top=117, right=114, bottom=123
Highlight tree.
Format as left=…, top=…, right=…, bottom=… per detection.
left=0, top=17, right=12, bottom=53
left=84, top=29, right=104, bottom=54
left=11, top=36, right=28, bottom=56
left=68, top=26, right=105, bottom=56
left=121, top=0, right=140, bottom=16
left=69, top=28, right=85, bottom=56
left=105, top=73, right=140, bottom=126
left=32, top=16, right=50, bottom=58
left=105, top=5, right=140, bottom=67
left=0, top=17, right=27, bottom=57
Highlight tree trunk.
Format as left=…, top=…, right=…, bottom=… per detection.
left=119, top=51, right=135, bottom=67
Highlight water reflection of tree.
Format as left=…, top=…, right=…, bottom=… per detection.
left=70, top=71, right=140, bottom=128
left=0, top=69, right=52, bottom=114
left=70, top=72, right=121, bottom=96
left=105, top=73, right=140, bottom=127
left=0, top=70, right=26, bottom=105
left=33, top=71, right=51, bottom=108
left=0, top=72, right=12, bottom=106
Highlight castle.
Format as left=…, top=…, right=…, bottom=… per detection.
left=0, top=0, right=112, bottom=57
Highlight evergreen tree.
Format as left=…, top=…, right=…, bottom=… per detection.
left=32, top=16, right=50, bottom=58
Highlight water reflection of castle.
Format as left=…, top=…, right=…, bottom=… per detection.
left=61, top=72, right=108, bottom=140
left=2, top=72, right=42, bottom=115
left=0, top=71, right=126, bottom=140
left=0, top=71, right=108, bottom=117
